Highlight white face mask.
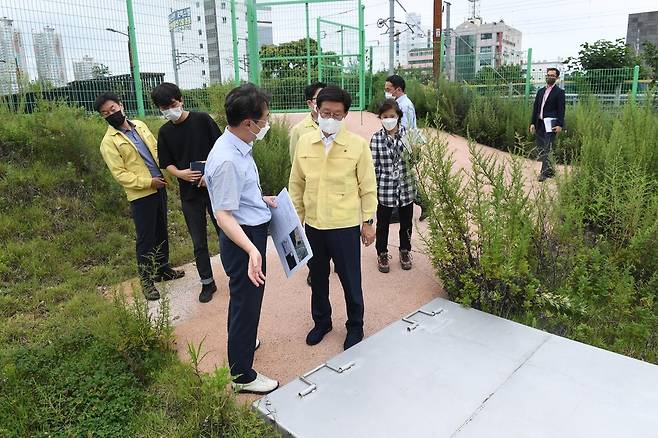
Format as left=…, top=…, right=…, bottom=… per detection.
left=381, top=117, right=398, bottom=131
left=384, top=92, right=394, bottom=100
left=249, top=121, right=270, bottom=141
left=318, top=116, right=341, bottom=135
left=161, top=106, right=183, bottom=122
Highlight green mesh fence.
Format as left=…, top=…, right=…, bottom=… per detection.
left=244, top=0, right=365, bottom=112
left=0, top=0, right=244, bottom=116
left=0, top=0, right=652, bottom=117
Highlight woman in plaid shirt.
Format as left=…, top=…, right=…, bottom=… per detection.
left=370, top=99, right=417, bottom=273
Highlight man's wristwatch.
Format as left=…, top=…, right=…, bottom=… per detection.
left=363, top=218, right=374, bottom=226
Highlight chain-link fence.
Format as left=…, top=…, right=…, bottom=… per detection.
left=1, top=0, right=230, bottom=115
left=367, top=42, right=653, bottom=106
left=0, top=0, right=366, bottom=116
left=247, top=0, right=365, bottom=112
left=0, top=0, right=653, bottom=116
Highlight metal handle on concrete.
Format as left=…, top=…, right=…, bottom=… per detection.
left=297, top=360, right=356, bottom=397
left=402, top=308, right=444, bottom=331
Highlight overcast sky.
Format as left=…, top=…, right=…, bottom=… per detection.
left=366, top=0, right=658, bottom=61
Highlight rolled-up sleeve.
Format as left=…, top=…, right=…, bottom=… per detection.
left=209, top=160, right=242, bottom=212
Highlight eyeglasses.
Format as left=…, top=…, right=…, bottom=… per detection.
left=318, top=111, right=345, bottom=121
left=253, top=114, right=270, bottom=125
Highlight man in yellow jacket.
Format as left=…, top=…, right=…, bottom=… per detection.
left=289, top=81, right=325, bottom=287
left=289, top=81, right=325, bottom=163
left=95, top=92, right=184, bottom=300
left=289, top=85, right=377, bottom=351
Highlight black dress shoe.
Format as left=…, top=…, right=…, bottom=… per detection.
left=344, top=329, right=364, bottom=350
left=305, top=324, right=332, bottom=346
left=198, top=281, right=217, bottom=303
left=154, top=268, right=185, bottom=282
left=142, top=283, right=160, bottom=301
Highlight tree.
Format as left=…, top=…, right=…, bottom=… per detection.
left=473, top=64, right=524, bottom=84
left=92, top=64, right=111, bottom=79
left=565, top=38, right=638, bottom=72
left=259, top=38, right=337, bottom=79
left=639, top=42, right=658, bottom=82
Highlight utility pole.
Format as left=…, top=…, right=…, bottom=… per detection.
left=444, top=1, right=451, bottom=80
left=388, top=0, right=395, bottom=75
left=170, top=33, right=180, bottom=86
left=169, top=8, right=180, bottom=86
left=433, top=0, right=442, bottom=80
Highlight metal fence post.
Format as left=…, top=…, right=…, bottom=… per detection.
left=368, top=45, right=373, bottom=106
left=631, top=64, right=640, bottom=103
left=126, top=0, right=144, bottom=116
left=358, top=1, right=365, bottom=111
left=230, top=0, right=240, bottom=86
left=524, top=47, right=532, bottom=105
left=246, top=0, right=260, bottom=85
left=317, top=17, right=323, bottom=82
left=305, top=3, right=312, bottom=84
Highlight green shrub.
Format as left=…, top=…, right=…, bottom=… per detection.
left=416, top=130, right=553, bottom=318
left=435, top=79, right=473, bottom=133
left=0, top=101, right=274, bottom=436
left=252, top=119, right=292, bottom=195
left=420, top=100, right=658, bottom=363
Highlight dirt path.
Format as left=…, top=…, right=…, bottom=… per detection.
left=144, top=111, right=553, bottom=403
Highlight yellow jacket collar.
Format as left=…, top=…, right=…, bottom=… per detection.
left=303, top=113, right=318, bottom=129
left=106, top=119, right=137, bottom=137
left=313, top=124, right=350, bottom=146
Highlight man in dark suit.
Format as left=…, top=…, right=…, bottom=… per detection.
left=530, top=67, right=566, bottom=182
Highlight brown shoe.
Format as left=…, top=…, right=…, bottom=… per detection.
left=377, top=252, right=391, bottom=273
left=399, top=250, right=413, bottom=270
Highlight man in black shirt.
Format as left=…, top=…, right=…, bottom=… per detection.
left=152, top=82, right=223, bottom=303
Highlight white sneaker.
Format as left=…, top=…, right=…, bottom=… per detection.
left=255, top=338, right=261, bottom=350
left=232, top=372, right=279, bottom=394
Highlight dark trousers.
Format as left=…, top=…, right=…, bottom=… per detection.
left=181, top=192, right=221, bottom=284
left=536, top=122, right=556, bottom=177
left=376, top=202, right=413, bottom=255
left=130, top=189, right=169, bottom=286
left=306, top=225, right=364, bottom=331
left=219, top=223, right=268, bottom=384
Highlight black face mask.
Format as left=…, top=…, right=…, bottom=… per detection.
left=105, top=111, right=126, bottom=129
left=546, top=76, right=557, bottom=85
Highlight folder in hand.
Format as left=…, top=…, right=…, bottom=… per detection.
left=190, top=161, right=205, bottom=174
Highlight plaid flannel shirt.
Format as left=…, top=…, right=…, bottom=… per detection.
left=370, top=126, right=416, bottom=208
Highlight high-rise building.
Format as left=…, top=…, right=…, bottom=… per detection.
left=447, top=18, right=523, bottom=81
left=33, top=26, right=67, bottom=87
left=0, top=17, right=28, bottom=95
left=626, top=11, right=658, bottom=53
left=169, top=2, right=209, bottom=89
left=258, top=6, right=273, bottom=47
left=204, top=0, right=248, bottom=84
left=397, top=12, right=430, bottom=67
left=73, top=55, right=97, bottom=81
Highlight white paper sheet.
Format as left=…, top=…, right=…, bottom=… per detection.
left=269, top=188, right=313, bottom=278
left=543, top=117, right=555, bottom=132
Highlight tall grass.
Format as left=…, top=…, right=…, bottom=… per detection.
left=419, top=98, right=658, bottom=363
left=0, top=102, right=276, bottom=436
